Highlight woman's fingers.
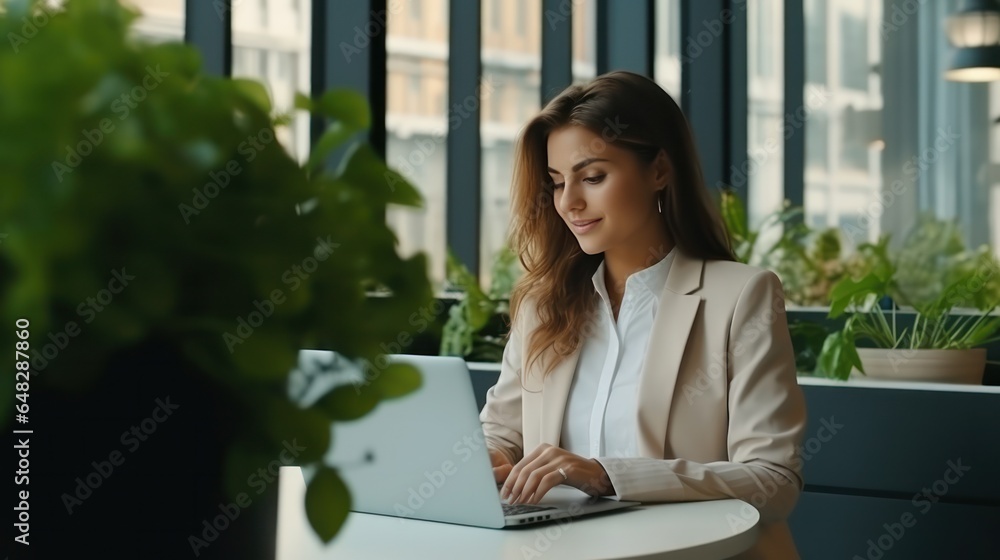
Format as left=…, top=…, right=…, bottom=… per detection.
left=503, top=446, right=557, bottom=504
left=524, top=470, right=566, bottom=505
left=500, top=447, right=541, bottom=501
left=517, top=465, right=548, bottom=504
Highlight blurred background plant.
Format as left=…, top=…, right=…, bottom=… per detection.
left=439, top=244, right=522, bottom=362
left=718, top=187, right=867, bottom=306
left=0, top=0, right=433, bottom=553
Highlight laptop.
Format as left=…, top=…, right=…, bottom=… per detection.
left=290, top=350, right=639, bottom=528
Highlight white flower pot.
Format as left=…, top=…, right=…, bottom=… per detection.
left=850, top=348, right=987, bottom=385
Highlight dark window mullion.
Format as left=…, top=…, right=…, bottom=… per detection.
left=310, top=0, right=386, bottom=156
left=541, top=0, right=573, bottom=105
left=783, top=0, right=805, bottom=210
left=185, top=0, right=232, bottom=76
left=725, top=0, right=748, bottom=205
left=680, top=0, right=728, bottom=193
left=446, top=0, right=482, bottom=280
left=597, top=0, right=654, bottom=76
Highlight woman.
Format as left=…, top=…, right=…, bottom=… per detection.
left=480, top=70, right=807, bottom=559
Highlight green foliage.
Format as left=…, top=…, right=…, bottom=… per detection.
left=0, top=0, right=432, bottom=543
left=815, top=216, right=1000, bottom=380
left=718, top=187, right=857, bottom=306
left=440, top=245, right=522, bottom=362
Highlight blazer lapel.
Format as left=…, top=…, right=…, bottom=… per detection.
left=636, top=249, right=704, bottom=459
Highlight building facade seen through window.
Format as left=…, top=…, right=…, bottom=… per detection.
left=385, top=0, right=451, bottom=290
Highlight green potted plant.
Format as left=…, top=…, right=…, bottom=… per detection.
left=815, top=216, right=1000, bottom=383
left=0, top=0, right=431, bottom=556
left=439, top=245, right=521, bottom=362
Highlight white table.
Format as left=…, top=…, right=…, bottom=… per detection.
left=276, top=467, right=760, bottom=560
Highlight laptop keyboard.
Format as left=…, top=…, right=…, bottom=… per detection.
left=502, top=503, right=557, bottom=516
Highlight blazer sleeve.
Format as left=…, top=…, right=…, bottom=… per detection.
left=593, top=270, right=808, bottom=524
left=479, top=306, right=526, bottom=465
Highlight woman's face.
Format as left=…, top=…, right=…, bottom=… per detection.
left=547, top=125, right=667, bottom=255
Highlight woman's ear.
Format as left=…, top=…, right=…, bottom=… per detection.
left=651, top=148, right=674, bottom=192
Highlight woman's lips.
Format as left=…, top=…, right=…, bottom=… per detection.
left=571, top=219, right=601, bottom=233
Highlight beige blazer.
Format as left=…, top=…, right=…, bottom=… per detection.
left=480, top=248, right=808, bottom=560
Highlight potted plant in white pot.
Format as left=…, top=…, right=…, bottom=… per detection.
left=816, top=218, right=1000, bottom=383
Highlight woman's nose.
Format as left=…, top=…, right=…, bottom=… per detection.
left=557, top=181, right=584, bottom=215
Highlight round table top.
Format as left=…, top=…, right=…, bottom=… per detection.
left=277, top=467, right=760, bottom=560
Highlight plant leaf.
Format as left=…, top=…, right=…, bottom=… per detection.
left=261, top=398, right=332, bottom=464
left=313, top=384, right=381, bottom=421
left=232, top=78, right=273, bottom=115
left=336, top=143, right=423, bottom=207
left=828, top=272, right=886, bottom=318
left=230, top=332, right=300, bottom=380
left=307, top=121, right=356, bottom=171
left=305, top=466, right=351, bottom=543
left=315, top=88, right=371, bottom=130
left=370, top=362, right=422, bottom=399
left=382, top=166, right=424, bottom=207
left=816, top=328, right=863, bottom=380
left=294, top=92, right=314, bottom=111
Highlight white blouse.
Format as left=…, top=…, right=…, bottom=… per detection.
left=560, top=247, right=677, bottom=460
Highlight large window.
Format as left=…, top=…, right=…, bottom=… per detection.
left=654, top=0, right=681, bottom=101
left=232, top=0, right=312, bottom=163
left=573, top=0, right=597, bottom=85
left=906, top=0, right=997, bottom=255
left=803, top=0, right=882, bottom=248
left=804, top=0, right=826, bottom=84
left=746, top=0, right=784, bottom=234
left=385, top=0, right=451, bottom=290
left=126, top=0, right=184, bottom=41
left=167, top=0, right=1000, bottom=298
left=479, top=0, right=541, bottom=287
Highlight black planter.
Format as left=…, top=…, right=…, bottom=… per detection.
left=12, top=337, right=279, bottom=560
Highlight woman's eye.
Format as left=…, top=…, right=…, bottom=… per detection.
left=549, top=175, right=603, bottom=190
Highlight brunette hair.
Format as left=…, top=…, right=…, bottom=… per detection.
left=506, top=70, right=735, bottom=382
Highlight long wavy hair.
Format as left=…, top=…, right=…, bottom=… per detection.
left=506, top=70, right=736, bottom=383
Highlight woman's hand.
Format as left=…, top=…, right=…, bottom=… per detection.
left=499, top=443, right=615, bottom=505
left=489, top=447, right=514, bottom=484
